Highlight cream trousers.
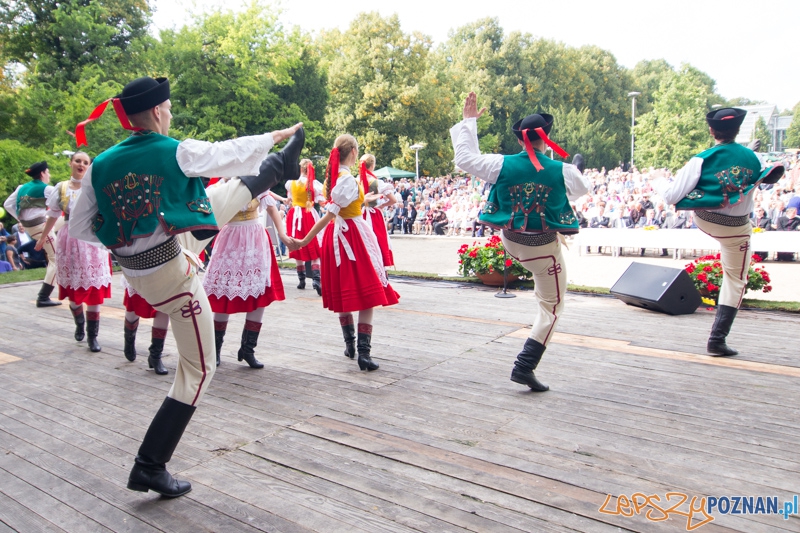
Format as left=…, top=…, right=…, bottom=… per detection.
left=23, top=221, right=57, bottom=285
left=501, top=236, right=567, bottom=346
left=694, top=217, right=751, bottom=308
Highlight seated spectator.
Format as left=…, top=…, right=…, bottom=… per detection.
left=17, top=239, right=48, bottom=269
left=775, top=206, right=799, bottom=261
left=432, top=207, right=448, bottom=235
left=588, top=205, right=610, bottom=253
left=0, top=260, right=12, bottom=273
left=0, top=222, right=9, bottom=258
left=751, top=207, right=771, bottom=230
left=4, top=235, right=22, bottom=270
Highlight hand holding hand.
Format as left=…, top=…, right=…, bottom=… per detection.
left=463, top=92, right=487, bottom=121
left=272, top=122, right=303, bottom=145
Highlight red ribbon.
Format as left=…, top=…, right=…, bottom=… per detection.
left=359, top=161, right=371, bottom=196
left=328, top=148, right=340, bottom=196
left=306, top=163, right=315, bottom=196
left=522, top=128, right=570, bottom=172
left=75, top=98, right=143, bottom=147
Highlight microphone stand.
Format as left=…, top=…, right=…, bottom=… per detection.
left=495, top=247, right=516, bottom=299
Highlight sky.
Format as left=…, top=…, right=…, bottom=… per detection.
left=152, top=0, right=798, bottom=111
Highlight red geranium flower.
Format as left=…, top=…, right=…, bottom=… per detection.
left=764, top=285, right=772, bottom=293
left=703, top=265, right=713, bottom=272
left=707, top=283, right=718, bottom=292
left=752, top=254, right=763, bottom=263
left=697, top=273, right=708, bottom=282
left=468, top=250, right=478, bottom=258
left=505, top=259, right=513, bottom=267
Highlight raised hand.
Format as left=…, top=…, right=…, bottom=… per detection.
left=272, top=123, right=304, bottom=144
left=463, top=92, right=487, bottom=121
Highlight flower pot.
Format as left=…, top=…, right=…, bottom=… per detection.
left=476, top=271, right=508, bottom=286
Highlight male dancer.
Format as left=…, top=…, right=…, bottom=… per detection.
left=70, top=76, right=304, bottom=497
left=654, top=108, right=783, bottom=356
left=3, top=161, right=61, bottom=306
left=451, top=92, right=589, bottom=392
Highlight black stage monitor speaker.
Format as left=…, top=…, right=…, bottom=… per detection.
left=610, top=262, right=701, bottom=315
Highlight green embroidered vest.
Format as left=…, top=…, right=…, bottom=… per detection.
left=16, top=180, right=48, bottom=213
left=676, top=143, right=767, bottom=210
left=91, top=133, right=217, bottom=249
left=479, top=151, right=578, bottom=234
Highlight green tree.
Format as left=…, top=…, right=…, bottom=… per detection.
left=319, top=12, right=455, bottom=175
left=0, top=0, right=152, bottom=90
left=152, top=3, right=323, bottom=151
left=752, top=116, right=771, bottom=151
left=635, top=64, right=713, bottom=171
left=547, top=106, right=617, bottom=170
left=782, top=103, right=800, bottom=148
left=629, top=59, right=673, bottom=116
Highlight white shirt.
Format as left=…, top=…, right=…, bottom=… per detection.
left=4, top=183, right=56, bottom=221
left=449, top=118, right=590, bottom=200
left=654, top=148, right=768, bottom=217
left=70, top=132, right=275, bottom=277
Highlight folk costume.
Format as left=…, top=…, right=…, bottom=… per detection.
left=360, top=162, right=396, bottom=267
left=3, top=161, right=61, bottom=306
left=121, top=278, right=172, bottom=375
left=69, top=76, right=304, bottom=498
left=321, top=152, right=400, bottom=371
left=285, top=165, right=324, bottom=292
left=204, top=189, right=286, bottom=369
left=44, top=180, right=112, bottom=351
left=451, top=112, right=590, bottom=391
left=655, top=108, right=784, bottom=356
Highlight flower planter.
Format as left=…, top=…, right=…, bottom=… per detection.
left=476, top=271, right=508, bottom=286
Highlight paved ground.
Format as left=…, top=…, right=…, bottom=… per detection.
left=1, top=271, right=799, bottom=532
left=388, top=234, right=800, bottom=302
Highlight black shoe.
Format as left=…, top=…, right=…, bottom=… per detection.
left=572, top=153, right=585, bottom=173
left=240, top=127, right=305, bottom=197
left=214, top=322, right=226, bottom=367
left=127, top=397, right=195, bottom=498
left=357, top=330, right=379, bottom=371
left=36, top=282, right=62, bottom=307
left=341, top=322, right=355, bottom=359
left=238, top=324, right=264, bottom=369
left=707, top=305, right=739, bottom=357
left=71, top=306, right=86, bottom=342
left=148, top=334, right=168, bottom=375
left=511, top=338, right=549, bottom=391
left=296, top=268, right=306, bottom=289
left=124, top=318, right=139, bottom=361
left=86, top=317, right=101, bottom=352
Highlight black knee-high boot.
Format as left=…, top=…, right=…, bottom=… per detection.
left=71, top=306, right=85, bottom=342
left=357, top=325, right=379, bottom=371
left=296, top=265, right=306, bottom=289
left=36, top=282, right=62, bottom=307
left=339, top=316, right=355, bottom=359
left=311, top=264, right=321, bottom=296
left=510, top=338, right=549, bottom=392
left=86, top=311, right=101, bottom=352
left=214, top=321, right=227, bottom=367
left=124, top=318, right=139, bottom=361
left=148, top=328, right=168, bottom=375
left=127, top=397, right=195, bottom=498
left=707, top=305, right=739, bottom=356
left=238, top=320, right=264, bottom=368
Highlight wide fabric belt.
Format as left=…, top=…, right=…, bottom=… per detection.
left=20, top=216, right=47, bottom=227
left=113, top=236, right=181, bottom=270
left=695, top=210, right=750, bottom=227
left=502, top=230, right=558, bottom=247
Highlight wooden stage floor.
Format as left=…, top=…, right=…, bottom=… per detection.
left=1, top=272, right=798, bottom=533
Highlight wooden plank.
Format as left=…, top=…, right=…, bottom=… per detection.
left=0, top=352, right=21, bottom=365
left=0, top=489, right=69, bottom=533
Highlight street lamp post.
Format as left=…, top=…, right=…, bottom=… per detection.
left=628, top=91, right=641, bottom=170
left=410, top=143, right=424, bottom=180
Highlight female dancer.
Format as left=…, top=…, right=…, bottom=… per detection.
left=297, top=135, right=400, bottom=371
left=360, top=154, right=396, bottom=267
left=121, top=281, right=171, bottom=375
left=285, top=159, right=324, bottom=293
left=204, top=188, right=291, bottom=368
left=35, top=152, right=112, bottom=352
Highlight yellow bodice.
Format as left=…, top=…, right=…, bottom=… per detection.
left=231, top=198, right=259, bottom=222
left=290, top=179, right=314, bottom=210
left=323, top=172, right=365, bottom=219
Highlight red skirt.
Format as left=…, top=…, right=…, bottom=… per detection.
left=124, top=290, right=158, bottom=318
left=207, top=231, right=286, bottom=314
left=59, top=284, right=111, bottom=306
left=320, top=218, right=400, bottom=313
left=287, top=207, right=322, bottom=261
left=365, top=208, right=394, bottom=267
